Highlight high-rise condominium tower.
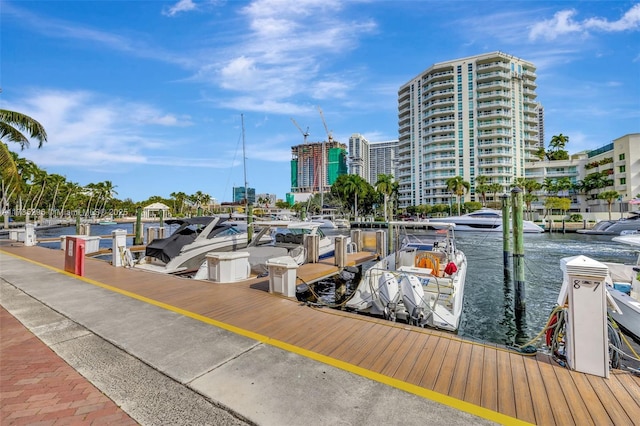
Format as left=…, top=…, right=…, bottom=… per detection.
left=396, top=51, right=538, bottom=208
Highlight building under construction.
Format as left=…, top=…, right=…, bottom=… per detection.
left=290, top=141, right=348, bottom=195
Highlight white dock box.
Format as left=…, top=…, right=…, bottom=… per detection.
left=9, top=229, right=24, bottom=242
left=60, top=235, right=101, bottom=254
left=265, top=256, right=299, bottom=297
left=206, top=251, right=250, bottom=283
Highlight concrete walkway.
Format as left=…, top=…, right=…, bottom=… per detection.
left=0, top=251, right=496, bottom=426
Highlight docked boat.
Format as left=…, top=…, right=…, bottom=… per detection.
left=192, top=220, right=346, bottom=279
left=577, top=210, right=640, bottom=235
left=604, top=234, right=640, bottom=340
left=345, top=222, right=467, bottom=332
left=135, top=216, right=249, bottom=274
left=333, top=218, right=351, bottom=229
left=244, top=220, right=342, bottom=274
left=432, top=208, right=544, bottom=233
left=309, top=215, right=338, bottom=229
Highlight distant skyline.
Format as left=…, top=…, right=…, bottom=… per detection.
left=2, top=0, right=639, bottom=202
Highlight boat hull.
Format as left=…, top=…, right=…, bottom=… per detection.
left=608, top=286, right=640, bottom=341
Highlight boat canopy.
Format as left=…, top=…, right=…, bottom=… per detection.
left=145, top=217, right=237, bottom=263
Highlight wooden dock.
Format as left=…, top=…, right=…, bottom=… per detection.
left=1, top=242, right=639, bottom=425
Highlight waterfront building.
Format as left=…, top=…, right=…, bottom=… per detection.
left=288, top=140, right=348, bottom=203
left=232, top=186, right=255, bottom=205
left=536, top=104, right=545, bottom=149
left=397, top=51, right=538, bottom=208
left=348, top=133, right=370, bottom=181
left=525, top=133, right=639, bottom=216
left=369, top=140, right=399, bottom=185
left=348, top=135, right=398, bottom=185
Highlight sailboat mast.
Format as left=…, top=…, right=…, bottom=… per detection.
left=241, top=114, right=248, bottom=213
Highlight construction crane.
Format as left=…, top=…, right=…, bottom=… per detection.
left=290, top=118, right=309, bottom=144
left=317, top=106, right=333, bottom=143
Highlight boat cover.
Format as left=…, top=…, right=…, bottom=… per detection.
left=145, top=217, right=229, bottom=264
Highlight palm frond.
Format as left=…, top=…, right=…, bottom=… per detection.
left=0, top=142, right=20, bottom=188
left=0, top=109, right=48, bottom=148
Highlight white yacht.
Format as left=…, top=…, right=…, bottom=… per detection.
left=135, top=216, right=249, bottom=274
left=309, top=215, right=338, bottom=229
left=577, top=210, right=640, bottom=235
left=433, top=208, right=544, bottom=233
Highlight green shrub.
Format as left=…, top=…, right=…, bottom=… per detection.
left=569, top=214, right=583, bottom=222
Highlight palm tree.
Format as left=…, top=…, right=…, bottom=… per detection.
left=343, top=174, right=367, bottom=218
left=30, top=169, right=49, bottom=212
left=170, top=191, right=188, bottom=215
left=375, top=174, right=395, bottom=221
left=47, top=174, right=66, bottom=216
left=488, top=183, right=503, bottom=207
left=598, top=190, right=620, bottom=221
left=446, top=176, right=470, bottom=216
left=522, top=179, right=542, bottom=220
left=555, top=177, right=572, bottom=197
left=548, top=134, right=570, bottom=160
left=59, top=181, right=81, bottom=219
left=0, top=110, right=48, bottom=225
left=98, top=181, right=118, bottom=216
left=475, top=175, right=490, bottom=206
left=549, top=133, right=569, bottom=151
left=542, top=178, right=558, bottom=196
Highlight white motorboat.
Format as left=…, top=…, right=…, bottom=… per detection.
left=135, top=216, right=249, bottom=274
left=433, top=208, right=544, bottom=233
left=192, top=220, right=346, bottom=279
left=246, top=220, right=342, bottom=274
left=309, top=215, right=338, bottom=229
left=604, top=234, right=640, bottom=340
left=577, top=210, right=640, bottom=235
left=345, top=222, right=467, bottom=332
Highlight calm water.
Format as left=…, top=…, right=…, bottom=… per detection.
left=454, top=231, right=636, bottom=345
left=36, top=223, right=638, bottom=346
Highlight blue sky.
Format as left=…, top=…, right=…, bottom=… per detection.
left=2, top=0, right=639, bottom=203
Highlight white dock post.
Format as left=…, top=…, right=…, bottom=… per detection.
left=111, top=229, right=128, bottom=267
left=24, top=223, right=36, bottom=246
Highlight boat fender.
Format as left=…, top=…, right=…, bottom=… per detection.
left=444, top=262, right=457, bottom=276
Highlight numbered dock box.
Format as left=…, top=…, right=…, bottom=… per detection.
left=64, top=236, right=85, bottom=276
left=265, top=256, right=299, bottom=297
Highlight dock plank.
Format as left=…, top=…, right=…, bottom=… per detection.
left=508, top=353, right=536, bottom=424
left=480, top=343, right=498, bottom=412
left=419, top=335, right=450, bottom=390
left=587, top=373, right=634, bottom=425
left=447, top=338, right=473, bottom=401
left=463, top=343, right=484, bottom=406
left=522, top=357, right=555, bottom=425
left=494, top=349, right=517, bottom=419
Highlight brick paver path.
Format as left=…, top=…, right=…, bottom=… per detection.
left=0, top=307, right=138, bottom=425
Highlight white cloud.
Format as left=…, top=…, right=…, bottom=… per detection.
left=529, top=4, right=640, bottom=41
left=2, top=90, right=195, bottom=169
left=197, top=0, right=377, bottom=110
left=162, top=0, right=198, bottom=17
